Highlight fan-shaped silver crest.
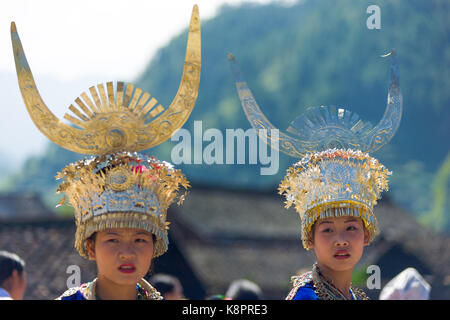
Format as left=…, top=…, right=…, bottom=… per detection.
left=229, top=51, right=402, bottom=158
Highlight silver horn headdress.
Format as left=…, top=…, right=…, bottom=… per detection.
left=229, top=51, right=402, bottom=249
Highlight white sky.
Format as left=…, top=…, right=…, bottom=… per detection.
left=0, top=0, right=286, bottom=166
left=1, top=0, right=277, bottom=81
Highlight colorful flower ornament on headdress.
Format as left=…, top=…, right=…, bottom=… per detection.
left=229, top=50, right=402, bottom=249
left=11, top=5, right=201, bottom=258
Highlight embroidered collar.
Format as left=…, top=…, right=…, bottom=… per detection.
left=79, top=278, right=163, bottom=300
left=290, top=271, right=313, bottom=289
left=311, top=263, right=369, bottom=300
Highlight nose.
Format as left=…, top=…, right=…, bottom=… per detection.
left=334, top=233, right=349, bottom=247
left=118, top=243, right=137, bottom=260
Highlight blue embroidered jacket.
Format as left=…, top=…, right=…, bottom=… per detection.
left=56, top=279, right=163, bottom=300
left=286, top=271, right=367, bottom=300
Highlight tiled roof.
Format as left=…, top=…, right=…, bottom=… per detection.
left=169, top=186, right=450, bottom=298
left=0, top=192, right=54, bottom=220
left=178, top=242, right=314, bottom=299
left=174, top=187, right=301, bottom=239
left=365, top=201, right=450, bottom=278
left=0, top=219, right=96, bottom=300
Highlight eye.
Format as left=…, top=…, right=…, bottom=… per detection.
left=347, top=225, right=358, bottom=231
left=106, top=238, right=119, bottom=243
left=321, top=228, right=333, bottom=233
left=135, top=238, right=148, bottom=243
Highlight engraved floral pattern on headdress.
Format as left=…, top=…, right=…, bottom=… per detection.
left=278, top=149, right=391, bottom=249
left=55, top=152, right=190, bottom=258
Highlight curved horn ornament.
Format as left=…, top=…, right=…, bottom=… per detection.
left=11, top=22, right=88, bottom=152
left=11, top=5, right=201, bottom=155
left=229, top=51, right=402, bottom=158
left=143, top=5, right=201, bottom=150
left=359, top=50, right=402, bottom=153
left=229, top=54, right=316, bottom=159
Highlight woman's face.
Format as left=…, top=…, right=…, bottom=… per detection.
left=308, top=216, right=369, bottom=272
left=87, top=228, right=154, bottom=286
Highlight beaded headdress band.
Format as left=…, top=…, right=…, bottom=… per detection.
left=11, top=5, right=201, bottom=258
left=229, top=51, right=402, bottom=249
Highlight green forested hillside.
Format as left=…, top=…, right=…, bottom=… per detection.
left=2, top=0, right=449, bottom=231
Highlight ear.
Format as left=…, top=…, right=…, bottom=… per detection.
left=10, top=269, right=20, bottom=284
left=86, top=239, right=96, bottom=261
left=363, top=228, right=370, bottom=247
left=306, top=237, right=314, bottom=250
left=11, top=269, right=19, bottom=278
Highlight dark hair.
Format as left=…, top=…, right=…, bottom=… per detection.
left=225, top=279, right=263, bottom=300
left=149, top=274, right=180, bottom=295
left=0, top=251, right=25, bottom=286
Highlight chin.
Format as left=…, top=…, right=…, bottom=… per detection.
left=112, top=273, right=143, bottom=285
left=116, top=278, right=141, bottom=286
left=331, top=263, right=355, bottom=272
left=327, top=258, right=357, bottom=272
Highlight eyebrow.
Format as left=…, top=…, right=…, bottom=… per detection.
left=105, top=231, right=151, bottom=236
left=105, top=232, right=120, bottom=236
left=318, top=218, right=359, bottom=225
left=318, top=220, right=333, bottom=225
left=135, top=232, right=152, bottom=236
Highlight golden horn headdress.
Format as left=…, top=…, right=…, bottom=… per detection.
left=229, top=51, right=402, bottom=249
left=11, top=5, right=201, bottom=258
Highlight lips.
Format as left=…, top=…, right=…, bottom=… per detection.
left=333, top=249, right=350, bottom=260
left=118, top=263, right=136, bottom=274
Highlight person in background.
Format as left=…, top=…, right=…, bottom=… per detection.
left=0, top=251, right=27, bottom=300
left=149, top=273, right=184, bottom=300
left=225, top=279, right=263, bottom=300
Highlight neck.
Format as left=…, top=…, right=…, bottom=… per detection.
left=316, top=262, right=353, bottom=300
left=95, top=276, right=138, bottom=300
